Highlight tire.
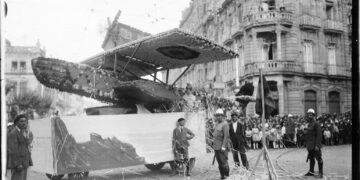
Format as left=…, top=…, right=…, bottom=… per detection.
left=169, top=158, right=195, bottom=173
left=45, top=174, right=64, bottom=180
left=67, top=171, right=89, bottom=180
left=144, top=162, right=166, bottom=171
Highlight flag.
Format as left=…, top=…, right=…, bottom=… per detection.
left=255, top=75, right=276, bottom=119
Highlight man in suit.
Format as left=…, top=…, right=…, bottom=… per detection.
left=7, top=114, right=32, bottom=180
left=304, top=109, right=323, bottom=178
left=172, top=118, right=195, bottom=176
left=213, top=108, right=230, bottom=180
left=229, top=112, right=249, bottom=169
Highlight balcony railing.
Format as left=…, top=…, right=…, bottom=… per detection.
left=299, top=15, right=321, bottom=29
left=243, top=61, right=351, bottom=77
left=303, top=62, right=327, bottom=74
left=324, top=20, right=344, bottom=33
left=243, top=11, right=293, bottom=27
left=244, top=60, right=301, bottom=75
left=327, top=65, right=349, bottom=76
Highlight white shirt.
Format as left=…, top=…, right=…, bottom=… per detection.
left=281, top=126, right=286, bottom=136
left=232, top=122, right=238, bottom=133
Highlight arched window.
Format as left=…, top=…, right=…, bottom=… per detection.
left=304, top=90, right=317, bottom=114
left=328, top=91, right=340, bottom=113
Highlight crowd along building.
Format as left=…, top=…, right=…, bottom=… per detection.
left=168, top=0, right=352, bottom=116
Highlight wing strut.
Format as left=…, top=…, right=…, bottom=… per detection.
left=171, top=65, right=192, bottom=86
left=121, top=42, right=143, bottom=74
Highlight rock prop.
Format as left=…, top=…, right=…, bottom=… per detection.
left=52, top=117, right=145, bottom=174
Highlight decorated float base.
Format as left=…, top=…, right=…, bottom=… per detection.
left=29, top=112, right=206, bottom=175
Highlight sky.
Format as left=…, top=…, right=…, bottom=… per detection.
left=4, top=0, right=191, bottom=62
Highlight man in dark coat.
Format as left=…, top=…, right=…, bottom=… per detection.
left=285, top=114, right=296, bottom=147
left=304, top=109, right=323, bottom=178
left=172, top=118, right=195, bottom=176
left=229, top=112, right=249, bottom=169
left=7, top=114, right=32, bottom=180
left=213, top=108, right=230, bottom=180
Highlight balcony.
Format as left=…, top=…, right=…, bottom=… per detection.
left=299, top=15, right=321, bottom=29
left=327, top=65, right=349, bottom=76
left=243, top=11, right=293, bottom=28
left=244, top=60, right=302, bottom=76
left=303, top=62, right=326, bottom=75
left=324, top=20, right=344, bottom=33
left=231, top=22, right=244, bottom=39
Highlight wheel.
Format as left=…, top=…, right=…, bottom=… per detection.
left=144, top=162, right=166, bottom=171
left=45, top=173, right=64, bottom=180
left=67, top=171, right=89, bottom=180
left=169, top=158, right=195, bottom=173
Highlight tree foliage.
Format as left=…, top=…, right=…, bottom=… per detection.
left=7, top=90, right=54, bottom=118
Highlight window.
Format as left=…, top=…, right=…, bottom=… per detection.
left=328, top=45, right=336, bottom=74
left=20, top=61, right=26, bottom=72
left=326, top=5, right=333, bottom=19
left=262, top=43, right=276, bottom=61
left=11, top=61, right=18, bottom=72
left=268, top=0, right=275, bottom=10
left=304, top=90, right=317, bottom=114
left=349, top=14, right=352, bottom=25
left=303, top=41, right=313, bottom=72
left=238, top=4, right=243, bottom=23
left=328, top=91, right=340, bottom=113
left=19, top=81, right=28, bottom=95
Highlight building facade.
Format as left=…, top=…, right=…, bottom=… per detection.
left=5, top=40, right=47, bottom=97
left=171, top=0, right=352, bottom=116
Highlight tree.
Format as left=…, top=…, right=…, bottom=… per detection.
left=7, top=90, right=54, bottom=120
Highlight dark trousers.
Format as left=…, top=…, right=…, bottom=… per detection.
left=215, top=150, right=229, bottom=178
left=307, top=149, right=323, bottom=174
left=232, top=144, right=249, bottom=168
left=174, top=147, right=190, bottom=174
left=11, top=168, right=28, bottom=180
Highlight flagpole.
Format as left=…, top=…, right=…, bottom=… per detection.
left=250, top=69, right=278, bottom=180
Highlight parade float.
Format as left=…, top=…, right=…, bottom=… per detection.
left=29, top=28, right=238, bottom=180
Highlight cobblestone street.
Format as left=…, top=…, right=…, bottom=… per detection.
left=17, top=145, right=351, bottom=180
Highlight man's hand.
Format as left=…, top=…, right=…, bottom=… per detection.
left=221, top=147, right=226, bottom=151
left=314, top=146, right=320, bottom=151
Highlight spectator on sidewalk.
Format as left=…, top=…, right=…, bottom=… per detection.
left=7, top=114, right=33, bottom=180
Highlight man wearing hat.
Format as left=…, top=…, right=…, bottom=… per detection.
left=304, top=108, right=323, bottom=178
left=172, top=118, right=195, bottom=176
left=7, top=114, right=33, bottom=180
left=229, top=111, right=249, bottom=169
left=213, top=109, right=230, bottom=179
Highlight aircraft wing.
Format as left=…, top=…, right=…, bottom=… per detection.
left=81, top=28, right=238, bottom=76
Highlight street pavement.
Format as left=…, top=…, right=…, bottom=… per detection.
left=8, top=145, right=351, bottom=180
